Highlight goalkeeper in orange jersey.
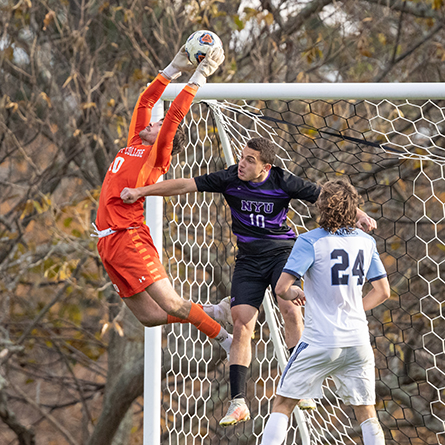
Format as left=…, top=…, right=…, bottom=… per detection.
left=93, top=44, right=232, bottom=357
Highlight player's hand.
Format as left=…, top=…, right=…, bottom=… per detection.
left=290, top=285, right=306, bottom=306
left=188, top=46, right=225, bottom=87
left=197, top=46, right=225, bottom=77
left=120, top=187, right=141, bottom=204
left=162, top=45, right=194, bottom=81
left=356, top=210, right=377, bottom=232
left=291, top=297, right=305, bottom=306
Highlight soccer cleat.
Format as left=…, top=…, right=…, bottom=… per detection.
left=220, top=398, right=251, bottom=427
left=298, top=398, right=316, bottom=410
left=204, top=296, right=233, bottom=333
left=215, top=296, right=233, bottom=333
left=217, top=333, right=232, bottom=361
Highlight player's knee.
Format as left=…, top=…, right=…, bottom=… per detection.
left=139, top=318, right=159, bottom=328
left=272, top=395, right=297, bottom=417
left=233, top=319, right=254, bottom=339
left=353, top=404, right=377, bottom=424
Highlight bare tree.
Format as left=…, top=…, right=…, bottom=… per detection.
left=1, top=0, right=444, bottom=443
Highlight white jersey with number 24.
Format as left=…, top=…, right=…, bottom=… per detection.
left=282, top=227, right=387, bottom=348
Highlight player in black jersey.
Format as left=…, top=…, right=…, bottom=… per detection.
left=120, top=137, right=377, bottom=426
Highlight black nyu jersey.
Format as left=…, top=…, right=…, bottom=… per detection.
left=194, top=164, right=320, bottom=255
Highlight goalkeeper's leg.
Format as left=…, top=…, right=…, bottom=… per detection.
left=202, top=296, right=233, bottom=333
left=123, top=279, right=232, bottom=356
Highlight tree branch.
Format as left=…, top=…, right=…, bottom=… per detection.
left=0, top=257, right=88, bottom=366
left=279, top=0, right=336, bottom=37
left=374, top=21, right=444, bottom=81
left=8, top=379, right=79, bottom=445
left=0, top=375, right=36, bottom=445
left=363, top=0, right=442, bottom=19
left=85, top=354, right=144, bottom=445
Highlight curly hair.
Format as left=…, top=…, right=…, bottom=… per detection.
left=246, top=137, right=277, bottom=165
left=317, top=180, right=362, bottom=233
left=171, top=125, right=186, bottom=156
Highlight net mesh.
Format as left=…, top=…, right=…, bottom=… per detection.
left=158, top=96, right=445, bottom=445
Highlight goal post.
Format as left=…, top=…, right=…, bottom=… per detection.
left=143, top=83, right=445, bottom=445
left=143, top=99, right=164, bottom=445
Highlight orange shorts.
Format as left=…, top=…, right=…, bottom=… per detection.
left=97, top=225, right=168, bottom=298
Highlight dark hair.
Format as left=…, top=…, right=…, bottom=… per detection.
left=317, top=180, right=362, bottom=233
left=171, top=125, right=186, bottom=156
left=246, top=137, right=277, bottom=165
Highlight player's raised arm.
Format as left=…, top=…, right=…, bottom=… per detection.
left=121, top=178, right=197, bottom=204
left=134, top=45, right=225, bottom=188
left=161, top=44, right=195, bottom=82
left=356, top=207, right=377, bottom=232
left=126, top=45, right=194, bottom=148
left=187, top=46, right=225, bottom=87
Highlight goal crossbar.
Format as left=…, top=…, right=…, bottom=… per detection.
left=162, top=82, right=445, bottom=101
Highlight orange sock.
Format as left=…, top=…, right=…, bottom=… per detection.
left=167, top=304, right=204, bottom=325
left=186, top=302, right=221, bottom=339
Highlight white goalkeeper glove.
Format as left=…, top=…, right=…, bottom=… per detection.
left=188, top=47, right=225, bottom=87
left=161, top=45, right=195, bottom=81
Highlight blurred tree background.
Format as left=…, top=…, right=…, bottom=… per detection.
left=1, top=0, right=444, bottom=443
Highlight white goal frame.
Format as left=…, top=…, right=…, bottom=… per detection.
left=144, top=82, right=445, bottom=445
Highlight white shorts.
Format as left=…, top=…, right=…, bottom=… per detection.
left=276, top=342, right=376, bottom=406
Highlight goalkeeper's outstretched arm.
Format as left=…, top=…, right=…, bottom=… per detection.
left=120, top=178, right=197, bottom=204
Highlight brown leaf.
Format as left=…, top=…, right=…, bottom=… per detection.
left=43, top=10, right=56, bottom=30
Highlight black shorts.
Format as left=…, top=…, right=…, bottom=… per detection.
left=231, top=247, right=295, bottom=310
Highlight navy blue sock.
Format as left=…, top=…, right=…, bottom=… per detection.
left=230, top=364, right=248, bottom=400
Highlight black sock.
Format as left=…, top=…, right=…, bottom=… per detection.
left=288, top=346, right=296, bottom=355
left=230, top=364, right=248, bottom=400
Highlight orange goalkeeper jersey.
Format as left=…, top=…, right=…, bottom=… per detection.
left=96, top=74, right=196, bottom=231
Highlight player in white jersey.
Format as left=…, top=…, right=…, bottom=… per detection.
left=260, top=179, right=390, bottom=445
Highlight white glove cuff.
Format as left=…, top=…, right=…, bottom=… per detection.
left=188, top=71, right=206, bottom=87
left=162, top=64, right=181, bottom=81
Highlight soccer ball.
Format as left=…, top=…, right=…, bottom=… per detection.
left=185, top=30, right=223, bottom=66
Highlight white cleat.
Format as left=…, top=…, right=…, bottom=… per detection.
left=215, top=296, right=233, bottom=333
left=220, top=398, right=251, bottom=427
left=298, top=398, right=316, bottom=410
left=204, top=296, right=233, bottom=333
left=217, top=333, right=232, bottom=361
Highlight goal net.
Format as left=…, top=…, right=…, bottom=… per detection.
left=149, top=84, right=445, bottom=445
